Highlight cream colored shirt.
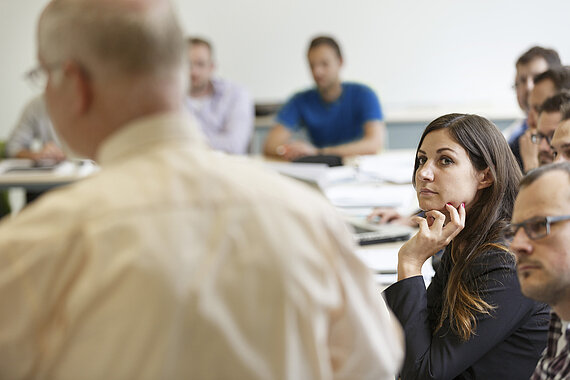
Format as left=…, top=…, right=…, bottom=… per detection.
left=0, top=113, right=403, bottom=379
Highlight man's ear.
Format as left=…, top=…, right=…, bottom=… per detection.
left=477, top=167, right=493, bottom=190
left=63, top=61, right=92, bottom=116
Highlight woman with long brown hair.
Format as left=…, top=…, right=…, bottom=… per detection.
left=384, top=113, right=549, bottom=379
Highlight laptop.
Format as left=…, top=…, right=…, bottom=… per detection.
left=345, top=217, right=414, bottom=246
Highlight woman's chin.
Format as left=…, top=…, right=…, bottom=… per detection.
left=418, top=200, right=445, bottom=212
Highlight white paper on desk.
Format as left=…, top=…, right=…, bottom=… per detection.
left=263, top=162, right=356, bottom=188
left=374, top=273, right=398, bottom=287
left=356, top=247, right=435, bottom=285
left=0, top=159, right=70, bottom=176
left=324, top=182, right=415, bottom=208
left=0, top=159, right=99, bottom=178
left=336, top=207, right=375, bottom=218
left=357, top=151, right=416, bottom=184
left=0, top=159, right=34, bottom=173
left=356, top=246, right=399, bottom=273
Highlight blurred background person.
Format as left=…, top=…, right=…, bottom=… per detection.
left=551, top=103, right=570, bottom=163
left=0, top=0, right=404, bottom=378
left=519, top=66, right=570, bottom=172
left=264, top=35, right=384, bottom=160
left=532, top=90, right=570, bottom=167
left=506, top=46, right=561, bottom=170
left=5, top=94, right=64, bottom=163
left=185, top=37, right=254, bottom=155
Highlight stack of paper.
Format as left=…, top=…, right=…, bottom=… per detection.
left=324, top=182, right=416, bottom=209
left=263, top=162, right=356, bottom=188
left=357, top=150, right=416, bottom=184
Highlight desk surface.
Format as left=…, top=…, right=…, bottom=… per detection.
left=259, top=152, right=425, bottom=288
left=0, top=159, right=98, bottom=191
left=3, top=154, right=423, bottom=288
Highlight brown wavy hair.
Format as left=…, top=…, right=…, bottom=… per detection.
left=413, top=113, right=522, bottom=341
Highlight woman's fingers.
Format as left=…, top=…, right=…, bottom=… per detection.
left=442, top=203, right=466, bottom=242
left=411, top=215, right=427, bottom=229
left=414, top=204, right=468, bottom=246
left=444, top=203, right=465, bottom=229
left=458, top=202, right=466, bottom=223
left=424, top=209, right=445, bottom=230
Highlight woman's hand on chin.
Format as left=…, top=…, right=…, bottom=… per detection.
left=397, top=203, right=466, bottom=281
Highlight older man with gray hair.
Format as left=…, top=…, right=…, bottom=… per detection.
left=0, top=0, right=403, bottom=379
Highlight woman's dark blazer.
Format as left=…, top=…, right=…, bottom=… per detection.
left=384, top=245, right=550, bottom=379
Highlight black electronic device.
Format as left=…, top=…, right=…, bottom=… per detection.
left=293, top=154, right=343, bottom=167
left=348, top=219, right=414, bottom=246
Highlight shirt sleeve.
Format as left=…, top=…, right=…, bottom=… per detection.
left=384, top=249, right=546, bottom=379
left=6, top=101, right=40, bottom=157
left=5, top=97, right=57, bottom=157
left=205, top=86, right=254, bottom=155
left=356, top=86, right=383, bottom=123
left=275, top=93, right=302, bottom=132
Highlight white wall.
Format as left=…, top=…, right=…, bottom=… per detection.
left=0, top=0, right=49, bottom=139
left=2, top=0, right=570, bottom=138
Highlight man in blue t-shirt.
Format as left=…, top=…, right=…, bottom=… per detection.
left=264, top=36, right=385, bottom=161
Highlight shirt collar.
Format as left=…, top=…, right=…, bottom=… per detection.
left=96, top=112, right=206, bottom=166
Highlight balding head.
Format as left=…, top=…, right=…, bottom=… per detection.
left=39, top=0, right=185, bottom=81
left=37, top=0, right=187, bottom=159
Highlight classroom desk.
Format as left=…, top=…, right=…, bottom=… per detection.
left=259, top=150, right=432, bottom=289
left=355, top=239, right=434, bottom=290
left=0, top=159, right=98, bottom=192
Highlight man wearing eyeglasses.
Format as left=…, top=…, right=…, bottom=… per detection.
left=508, top=47, right=560, bottom=171
left=533, top=91, right=570, bottom=166
left=520, top=67, right=570, bottom=172
left=510, top=162, right=570, bottom=379
left=551, top=106, right=570, bottom=163
left=0, top=0, right=404, bottom=378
